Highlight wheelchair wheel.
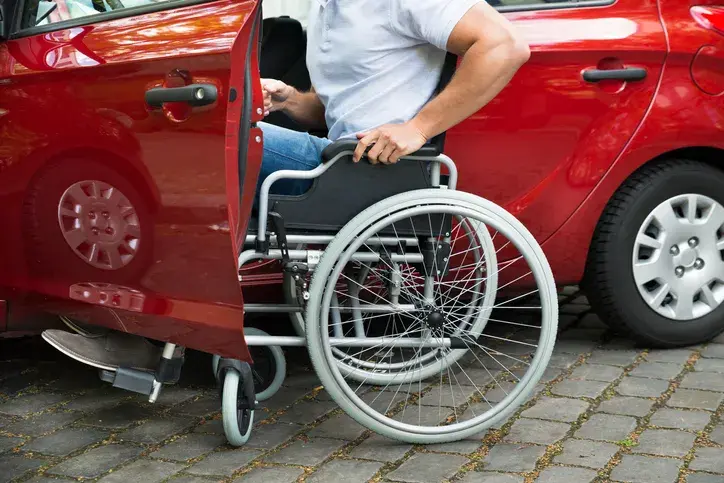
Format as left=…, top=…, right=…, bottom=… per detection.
left=213, top=328, right=286, bottom=402
left=221, top=369, right=254, bottom=446
left=305, top=189, right=557, bottom=444
left=284, top=219, right=496, bottom=386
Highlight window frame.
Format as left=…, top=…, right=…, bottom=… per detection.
left=9, top=0, right=236, bottom=39
left=495, top=0, right=615, bottom=13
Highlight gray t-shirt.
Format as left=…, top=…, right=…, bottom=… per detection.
left=306, top=0, right=480, bottom=141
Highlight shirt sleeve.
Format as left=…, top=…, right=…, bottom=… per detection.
left=391, top=0, right=482, bottom=51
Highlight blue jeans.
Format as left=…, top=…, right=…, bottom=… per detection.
left=257, top=121, right=332, bottom=197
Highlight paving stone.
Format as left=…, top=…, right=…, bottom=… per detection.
left=689, top=447, right=724, bottom=473
left=63, top=390, right=129, bottom=412
left=553, top=339, right=598, bottom=354
left=23, top=427, right=107, bottom=456
left=578, top=313, right=606, bottom=328
left=149, top=433, right=225, bottom=461
left=420, top=384, right=484, bottom=408
left=552, top=379, right=609, bottom=399
left=575, top=413, right=637, bottom=442
left=599, top=396, right=654, bottom=417
left=587, top=350, right=640, bottom=367
left=0, top=393, right=66, bottom=416
left=650, top=408, right=711, bottom=431
left=560, top=303, right=590, bottom=315
left=97, top=459, right=184, bottom=483
left=630, top=362, right=683, bottom=380
left=504, top=417, right=569, bottom=445
left=646, top=349, right=695, bottom=363
left=307, top=413, right=367, bottom=440
left=570, top=364, right=624, bottom=382
left=521, top=396, right=589, bottom=422
left=547, top=352, right=581, bottom=369
left=554, top=438, right=619, bottom=468
left=47, top=443, right=142, bottom=478
left=694, top=358, right=724, bottom=373
left=187, top=449, right=262, bottom=476
left=3, top=411, right=81, bottom=436
left=349, top=433, right=412, bottom=462
left=668, top=389, right=724, bottom=411
left=709, top=423, right=724, bottom=445
left=687, top=472, right=724, bottom=483
left=193, top=418, right=224, bottom=435
left=0, top=373, right=42, bottom=398
left=0, top=435, right=25, bottom=454
left=536, top=466, right=597, bottom=483
left=173, top=396, right=221, bottom=417
left=277, top=399, right=337, bottom=425
left=118, top=416, right=195, bottom=444
left=261, top=386, right=314, bottom=411
left=245, top=422, right=301, bottom=449
left=387, top=452, right=468, bottom=483
left=427, top=435, right=485, bottom=454
left=137, top=387, right=200, bottom=407
left=233, top=466, right=305, bottom=483
left=618, top=377, right=670, bottom=398
left=458, top=473, right=524, bottom=483
left=481, top=443, right=547, bottom=472
left=701, top=344, right=724, bottom=359
left=264, top=438, right=344, bottom=466
left=680, top=372, right=724, bottom=392
left=79, top=402, right=154, bottom=430
left=632, top=429, right=697, bottom=457
left=0, top=454, right=47, bottom=483
left=610, top=455, right=681, bottom=483
left=307, top=459, right=383, bottom=483
left=560, top=328, right=604, bottom=341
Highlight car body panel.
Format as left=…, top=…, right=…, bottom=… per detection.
left=0, top=0, right=263, bottom=359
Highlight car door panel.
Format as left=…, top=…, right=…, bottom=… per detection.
left=447, top=0, right=667, bottom=242
left=0, top=0, right=261, bottom=359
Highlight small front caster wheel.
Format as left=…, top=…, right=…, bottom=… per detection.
left=212, top=327, right=286, bottom=402
left=221, top=369, right=254, bottom=447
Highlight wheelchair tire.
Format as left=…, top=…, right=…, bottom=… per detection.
left=305, top=189, right=558, bottom=444
left=221, top=369, right=254, bottom=447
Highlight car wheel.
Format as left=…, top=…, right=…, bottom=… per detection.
left=23, top=159, right=154, bottom=284
left=586, top=159, right=724, bottom=348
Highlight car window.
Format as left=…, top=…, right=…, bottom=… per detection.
left=19, top=0, right=173, bottom=30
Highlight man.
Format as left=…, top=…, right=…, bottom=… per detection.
left=42, top=0, right=530, bottom=371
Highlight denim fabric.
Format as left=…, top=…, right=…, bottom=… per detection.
left=257, top=121, right=332, bottom=197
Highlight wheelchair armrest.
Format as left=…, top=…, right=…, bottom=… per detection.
left=321, top=139, right=441, bottom=163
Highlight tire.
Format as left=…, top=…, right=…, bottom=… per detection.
left=306, top=189, right=557, bottom=444
left=23, top=159, right=153, bottom=284
left=212, top=327, right=286, bottom=402
left=586, top=159, right=724, bottom=348
left=221, top=369, right=254, bottom=446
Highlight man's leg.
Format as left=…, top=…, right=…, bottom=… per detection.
left=42, top=121, right=331, bottom=371
left=256, top=121, right=331, bottom=197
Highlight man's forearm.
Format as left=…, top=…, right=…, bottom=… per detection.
left=411, top=38, right=530, bottom=141
left=283, top=90, right=327, bottom=131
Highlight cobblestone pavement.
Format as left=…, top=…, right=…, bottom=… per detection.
left=2, top=288, right=724, bottom=483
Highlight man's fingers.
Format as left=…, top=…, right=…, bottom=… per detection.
left=367, top=138, right=388, bottom=164
left=378, top=142, right=397, bottom=164
left=353, top=132, right=380, bottom=163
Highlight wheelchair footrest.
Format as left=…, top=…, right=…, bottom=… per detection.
left=100, top=367, right=156, bottom=396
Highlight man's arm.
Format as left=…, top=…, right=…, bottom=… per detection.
left=262, top=79, right=327, bottom=131
left=354, top=2, right=530, bottom=164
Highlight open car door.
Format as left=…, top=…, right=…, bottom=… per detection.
left=0, top=0, right=263, bottom=359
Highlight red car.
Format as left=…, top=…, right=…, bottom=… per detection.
left=0, top=0, right=722, bottom=353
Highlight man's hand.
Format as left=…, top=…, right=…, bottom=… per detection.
left=261, top=78, right=296, bottom=117
left=353, top=122, right=429, bottom=164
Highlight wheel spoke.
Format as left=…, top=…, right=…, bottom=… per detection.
left=699, top=284, right=718, bottom=309
left=63, top=228, right=86, bottom=249
left=704, top=202, right=724, bottom=230
left=636, top=233, right=662, bottom=250
left=673, top=291, right=695, bottom=319
left=648, top=283, right=671, bottom=308
left=633, top=259, right=667, bottom=285
left=686, top=195, right=699, bottom=224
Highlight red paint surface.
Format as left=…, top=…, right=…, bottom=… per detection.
left=1, top=0, right=724, bottom=359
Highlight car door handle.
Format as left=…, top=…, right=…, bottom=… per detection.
left=145, top=84, right=218, bottom=108
left=582, top=67, right=647, bottom=83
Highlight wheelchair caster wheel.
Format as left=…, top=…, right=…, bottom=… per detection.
left=212, top=327, right=286, bottom=402
left=221, top=369, right=254, bottom=447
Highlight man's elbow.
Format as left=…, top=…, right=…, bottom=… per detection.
left=505, top=32, right=530, bottom=69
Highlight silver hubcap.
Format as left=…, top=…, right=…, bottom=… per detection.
left=57, top=180, right=141, bottom=270
left=633, top=194, right=724, bottom=320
